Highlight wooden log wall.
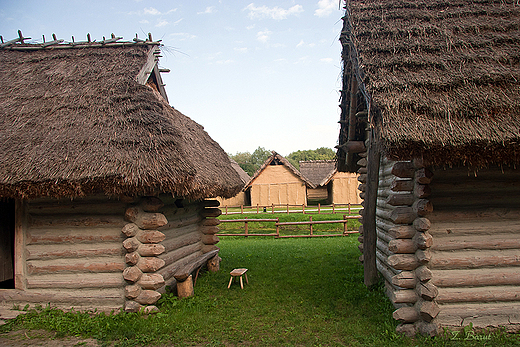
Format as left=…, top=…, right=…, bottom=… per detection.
left=4, top=195, right=128, bottom=312
left=122, top=196, right=221, bottom=311
left=359, top=156, right=437, bottom=336
left=427, top=166, right=520, bottom=331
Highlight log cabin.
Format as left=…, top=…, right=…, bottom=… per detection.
left=337, top=1, right=520, bottom=336
left=0, top=32, right=243, bottom=312
left=299, top=160, right=361, bottom=205
left=244, top=152, right=315, bottom=207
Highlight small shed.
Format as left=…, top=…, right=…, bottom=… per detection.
left=217, top=159, right=251, bottom=207
left=245, top=152, right=314, bottom=207
left=0, top=32, right=243, bottom=312
left=337, top=1, right=520, bottom=336
left=299, top=160, right=361, bottom=205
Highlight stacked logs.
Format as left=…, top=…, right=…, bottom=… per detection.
left=122, top=197, right=167, bottom=313
left=373, top=158, right=437, bottom=336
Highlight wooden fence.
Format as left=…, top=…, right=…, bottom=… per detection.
left=221, top=203, right=362, bottom=215
left=218, top=215, right=360, bottom=238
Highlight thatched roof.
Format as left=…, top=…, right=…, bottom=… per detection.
left=229, top=159, right=251, bottom=185
left=0, top=42, right=243, bottom=200
left=299, top=160, right=336, bottom=187
left=339, top=0, right=520, bottom=167
left=245, top=151, right=316, bottom=189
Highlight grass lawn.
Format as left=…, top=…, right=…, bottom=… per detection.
left=0, top=236, right=519, bottom=346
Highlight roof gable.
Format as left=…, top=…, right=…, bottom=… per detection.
left=245, top=152, right=316, bottom=189
left=299, top=160, right=336, bottom=186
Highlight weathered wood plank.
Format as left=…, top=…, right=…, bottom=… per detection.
left=26, top=273, right=124, bottom=289
left=429, top=249, right=520, bottom=269
left=27, top=227, right=123, bottom=244
left=436, top=286, right=520, bottom=303
left=431, top=268, right=520, bottom=287
left=27, top=258, right=125, bottom=275
left=26, top=242, right=123, bottom=260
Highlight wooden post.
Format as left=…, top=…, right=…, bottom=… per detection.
left=364, top=128, right=381, bottom=287
left=276, top=218, right=280, bottom=237
left=287, top=204, right=289, bottom=214
left=244, top=216, right=248, bottom=237
left=309, top=216, right=313, bottom=235
left=225, top=206, right=228, bottom=215
left=240, top=205, right=243, bottom=214
left=272, top=204, right=274, bottom=214
left=332, top=203, right=336, bottom=214
left=343, top=215, right=347, bottom=234
left=318, top=203, right=321, bottom=214
left=348, top=203, right=351, bottom=215
left=302, top=204, right=305, bottom=214
left=257, top=204, right=259, bottom=214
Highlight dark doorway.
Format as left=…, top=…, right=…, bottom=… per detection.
left=0, top=199, right=15, bottom=289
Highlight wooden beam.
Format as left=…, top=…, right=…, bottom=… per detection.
left=363, top=128, right=380, bottom=287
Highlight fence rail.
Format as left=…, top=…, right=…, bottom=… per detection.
left=218, top=215, right=360, bottom=238
left=221, top=203, right=362, bottom=215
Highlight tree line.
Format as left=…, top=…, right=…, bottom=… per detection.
left=229, top=147, right=336, bottom=176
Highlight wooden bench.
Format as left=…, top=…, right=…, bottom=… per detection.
left=174, top=249, right=220, bottom=297
left=228, top=268, right=248, bottom=289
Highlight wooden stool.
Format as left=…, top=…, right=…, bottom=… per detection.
left=228, top=268, right=248, bottom=289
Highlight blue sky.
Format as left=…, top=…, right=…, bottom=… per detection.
left=0, top=1, right=344, bottom=156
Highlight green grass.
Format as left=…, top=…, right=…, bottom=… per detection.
left=1, top=236, right=519, bottom=346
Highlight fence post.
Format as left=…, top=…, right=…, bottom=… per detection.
left=241, top=205, right=244, bottom=214
left=276, top=218, right=279, bottom=238
left=318, top=203, right=321, bottom=214
left=348, top=203, right=351, bottom=215
left=302, top=204, right=305, bottom=214
left=343, top=214, right=347, bottom=234
left=272, top=203, right=274, bottom=214
left=287, top=203, right=289, bottom=214
left=225, top=205, right=228, bottom=215
left=332, top=203, right=335, bottom=214
left=257, top=204, right=259, bottom=214
left=244, top=216, right=248, bottom=237
left=309, top=216, right=313, bottom=236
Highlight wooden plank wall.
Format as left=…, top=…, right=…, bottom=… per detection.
left=0, top=195, right=128, bottom=311
left=428, top=166, right=520, bottom=331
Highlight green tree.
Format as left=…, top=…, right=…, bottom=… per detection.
left=229, top=147, right=272, bottom=176
left=286, top=147, right=336, bottom=169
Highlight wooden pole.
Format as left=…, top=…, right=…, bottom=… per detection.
left=302, top=204, right=305, bottom=214
left=225, top=206, right=228, bottom=215
left=309, top=216, right=313, bottom=235
left=332, top=203, right=336, bottom=214
left=241, top=205, right=244, bottom=214
left=257, top=204, right=259, bottom=214
left=318, top=203, right=321, bottom=214
left=343, top=215, right=347, bottom=234
left=244, top=216, right=248, bottom=237
left=287, top=204, right=289, bottom=214
left=272, top=204, right=274, bottom=214
left=364, top=128, right=381, bottom=287
left=276, top=218, right=280, bottom=237
left=348, top=203, right=351, bottom=215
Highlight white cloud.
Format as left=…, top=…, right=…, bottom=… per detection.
left=315, top=0, right=337, bottom=17
left=244, top=3, right=303, bottom=20
left=256, top=29, right=272, bottom=43
left=198, top=6, right=216, bottom=14
left=144, top=7, right=161, bottom=15
left=320, top=57, right=334, bottom=64
left=234, top=47, right=248, bottom=53
left=169, top=33, right=197, bottom=41
left=174, top=18, right=183, bottom=25
left=296, top=40, right=316, bottom=48
left=156, top=20, right=168, bottom=27
left=296, top=39, right=304, bottom=48
left=246, top=24, right=255, bottom=30
left=216, top=59, right=235, bottom=64
left=139, top=19, right=149, bottom=24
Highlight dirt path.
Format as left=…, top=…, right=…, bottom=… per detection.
left=0, top=329, right=101, bottom=347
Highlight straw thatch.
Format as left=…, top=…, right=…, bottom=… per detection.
left=0, top=44, right=243, bottom=200
left=339, top=0, right=520, bottom=166
left=299, top=160, right=336, bottom=187
left=229, top=159, right=251, bottom=186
